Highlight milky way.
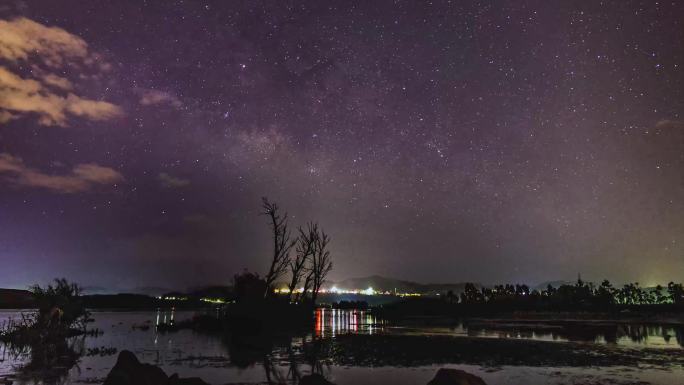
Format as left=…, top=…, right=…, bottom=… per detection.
left=0, top=1, right=682, bottom=290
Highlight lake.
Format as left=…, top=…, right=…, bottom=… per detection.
left=1, top=309, right=683, bottom=384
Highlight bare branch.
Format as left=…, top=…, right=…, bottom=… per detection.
left=309, top=226, right=333, bottom=305
left=261, top=197, right=296, bottom=296
left=288, top=223, right=316, bottom=303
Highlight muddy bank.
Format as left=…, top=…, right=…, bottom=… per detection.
left=326, top=334, right=684, bottom=368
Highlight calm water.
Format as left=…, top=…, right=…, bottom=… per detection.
left=1, top=309, right=683, bottom=385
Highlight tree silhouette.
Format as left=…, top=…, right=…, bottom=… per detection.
left=308, top=226, right=333, bottom=305
left=460, top=283, right=483, bottom=304
left=29, top=278, right=89, bottom=333
left=668, top=282, right=684, bottom=304
left=234, top=271, right=267, bottom=303
left=287, top=223, right=316, bottom=303
left=595, top=279, right=615, bottom=306
left=445, top=290, right=456, bottom=304
left=261, top=197, right=296, bottom=296
left=654, top=284, right=667, bottom=304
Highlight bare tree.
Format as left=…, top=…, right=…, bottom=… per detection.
left=309, top=227, right=333, bottom=305
left=300, top=267, right=314, bottom=304
left=287, top=223, right=316, bottom=303
left=262, top=197, right=296, bottom=296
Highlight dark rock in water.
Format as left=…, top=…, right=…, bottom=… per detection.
left=104, top=350, right=167, bottom=385
left=167, top=374, right=210, bottom=385
left=104, top=351, right=209, bottom=385
left=299, top=373, right=335, bottom=385
left=427, top=368, right=487, bottom=385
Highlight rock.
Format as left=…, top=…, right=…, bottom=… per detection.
left=299, top=373, right=335, bottom=385
left=104, top=350, right=210, bottom=385
left=167, top=374, right=210, bottom=385
left=104, top=350, right=168, bottom=385
left=427, top=368, right=487, bottom=385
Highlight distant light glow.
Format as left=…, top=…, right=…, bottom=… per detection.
left=277, top=285, right=422, bottom=297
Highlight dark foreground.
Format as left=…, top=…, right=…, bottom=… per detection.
left=1, top=309, right=683, bottom=385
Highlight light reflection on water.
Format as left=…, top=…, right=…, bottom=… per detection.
left=1, top=309, right=684, bottom=385
left=311, top=308, right=684, bottom=349
left=315, top=308, right=384, bottom=337
left=3, top=309, right=682, bottom=351
left=390, top=323, right=684, bottom=349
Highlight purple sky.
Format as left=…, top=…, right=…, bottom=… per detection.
left=0, top=1, right=682, bottom=290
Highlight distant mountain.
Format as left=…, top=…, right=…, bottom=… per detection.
left=330, top=275, right=417, bottom=292
left=80, top=285, right=233, bottom=298
left=186, top=285, right=233, bottom=299
left=82, top=286, right=118, bottom=295
left=327, top=275, right=474, bottom=295
left=0, top=288, right=34, bottom=308
left=130, top=286, right=173, bottom=297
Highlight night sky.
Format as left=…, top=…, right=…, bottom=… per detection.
left=0, top=1, right=682, bottom=290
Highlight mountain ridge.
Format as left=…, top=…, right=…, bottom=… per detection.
left=326, top=275, right=476, bottom=294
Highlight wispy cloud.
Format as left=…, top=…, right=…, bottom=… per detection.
left=0, top=17, right=122, bottom=126
left=655, top=119, right=684, bottom=131
left=0, top=66, right=122, bottom=126
left=40, top=73, right=73, bottom=91
left=158, top=172, right=190, bottom=188
left=0, top=17, right=88, bottom=67
left=0, top=153, right=123, bottom=193
left=137, top=88, right=182, bottom=108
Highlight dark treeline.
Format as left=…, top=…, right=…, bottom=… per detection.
left=457, top=278, right=684, bottom=308
left=380, top=278, right=684, bottom=318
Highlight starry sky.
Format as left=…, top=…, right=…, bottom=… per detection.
left=0, top=1, right=682, bottom=290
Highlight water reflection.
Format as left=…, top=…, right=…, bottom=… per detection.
left=314, top=309, right=383, bottom=337
left=155, top=308, right=176, bottom=328
left=311, top=309, right=684, bottom=349
left=0, top=322, right=88, bottom=384
left=2, top=309, right=684, bottom=385
left=459, top=320, right=684, bottom=349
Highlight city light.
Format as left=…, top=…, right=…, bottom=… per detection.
left=160, top=296, right=187, bottom=301
left=274, top=286, right=422, bottom=297
left=200, top=297, right=226, bottom=304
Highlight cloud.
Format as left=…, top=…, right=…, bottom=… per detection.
left=0, top=153, right=23, bottom=173
left=0, top=110, right=16, bottom=123
left=158, top=172, right=190, bottom=188
left=0, top=17, right=88, bottom=67
left=73, top=163, right=125, bottom=184
left=0, top=18, right=122, bottom=126
left=137, top=88, right=182, bottom=108
left=64, top=93, right=122, bottom=121
left=0, top=66, right=123, bottom=125
left=40, top=73, right=73, bottom=91
left=0, top=153, right=123, bottom=193
left=655, top=120, right=684, bottom=131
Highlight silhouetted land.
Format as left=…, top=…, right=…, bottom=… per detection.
left=325, top=333, right=684, bottom=368
left=4, top=200, right=683, bottom=385
left=376, top=279, right=684, bottom=323
left=0, top=288, right=34, bottom=309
